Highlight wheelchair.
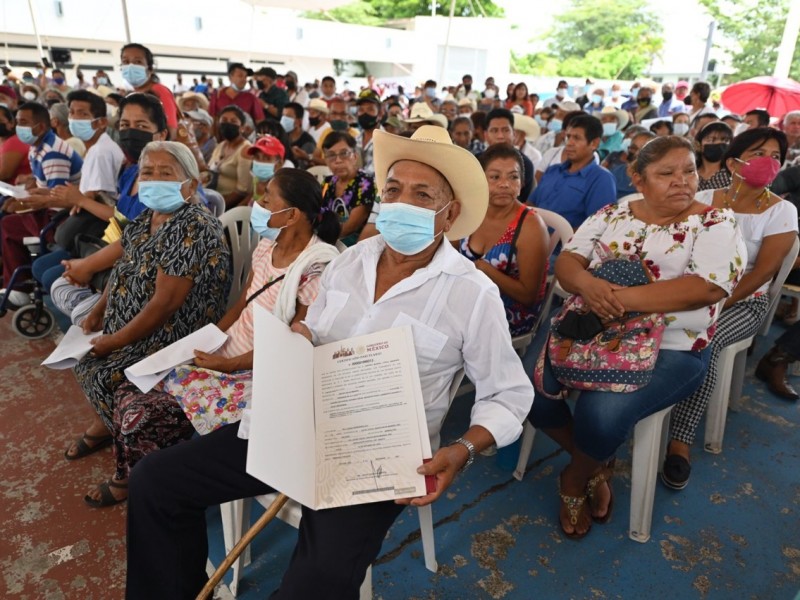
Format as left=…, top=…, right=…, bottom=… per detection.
left=0, top=211, right=68, bottom=339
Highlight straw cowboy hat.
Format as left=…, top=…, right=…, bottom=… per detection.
left=373, top=125, right=488, bottom=240
left=404, top=102, right=449, bottom=128
left=177, top=91, right=210, bottom=112
left=513, top=114, right=541, bottom=142
left=600, top=105, right=630, bottom=131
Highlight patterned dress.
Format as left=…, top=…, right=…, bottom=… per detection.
left=321, top=169, right=376, bottom=246
left=458, top=205, right=547, bottom=336
left=73, top=203, right=231, bottom=430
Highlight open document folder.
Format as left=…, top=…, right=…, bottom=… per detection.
left=247, top=306, right=433, bottom=510
left=123, top=324, right=228, bottom=392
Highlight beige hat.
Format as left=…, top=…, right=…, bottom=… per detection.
left=555, top=100, right=580, bottom=112
left=457, top=97, right=475, bottom=109
left=177, top=91, right=210, bottom=112
left=308, top=98, right=329, bottom=114
left=373, top=125, right=488, bottom=241
left=513, top=114, right=541, bottom=142
left=404, top=102, right=448, bottom=128
left=600, top=105, right=630, bottom=130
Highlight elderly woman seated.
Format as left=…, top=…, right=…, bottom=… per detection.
left=457, top=143, right=549, bottom=336
left=157, top=169, right=341, bottom=434
left=67, top=141, right=232, bottom=508
left=530, top=136, right=745, bottom=539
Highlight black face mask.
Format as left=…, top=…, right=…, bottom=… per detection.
left=219, top=122, right=240, bottom=141
left=118, top=128, right=154, bottom=162
left=684, top=96, right=693, bottom=106
left=662, top=91, right=673, bottom=102
left=0, top=124, right=11, bottom=138
left=329, top=119, right=349, bottom=132
left=256, top=80, right=266, bottom=91
left=308, top=116, right=321, bottom=127
left=357, top=113, right=379, bottom=130
left=45, top=98, right=60, bottom=108
left=701, top=143, right=728, bottom=163
left=637, top=97, right=651, bottom=107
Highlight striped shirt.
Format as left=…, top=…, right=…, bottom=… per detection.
left=29, top=130, right=83, bottom=189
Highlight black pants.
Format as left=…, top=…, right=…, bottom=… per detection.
left=126, top=422, right=405, bottom=600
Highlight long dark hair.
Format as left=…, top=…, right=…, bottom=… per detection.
left=270, top=169, right=341, bottom=244
left=721, top=127, right=788, bottom=172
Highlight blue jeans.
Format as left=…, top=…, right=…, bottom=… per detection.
left=529, top=343, right=711, bottom=461
left=31, top=247, right=70, bottom=293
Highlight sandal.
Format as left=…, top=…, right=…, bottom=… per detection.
left=558, top=473, right=591, bottom=540
left=64, top=432, right=112, bottom=461
left=84, top=479, right=128, bottom=508
left=586, top=461, right=615, bottom=524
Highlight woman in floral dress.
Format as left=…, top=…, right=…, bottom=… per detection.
left=529, top=135, right=746, bottom=539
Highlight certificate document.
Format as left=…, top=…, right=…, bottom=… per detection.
left=247, top=306, right=432, bottom=510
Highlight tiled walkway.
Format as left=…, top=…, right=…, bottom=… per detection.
left=2, top=316, right=799, bottom=599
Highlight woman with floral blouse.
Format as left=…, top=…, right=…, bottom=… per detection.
left=529, top=135, right=746, bottom=540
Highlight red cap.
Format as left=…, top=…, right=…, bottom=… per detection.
left=0, top=85, right=17, bottom=100
left=676, top=80, right=689, bottom=89
left=244, top=135, right=285, bottom=160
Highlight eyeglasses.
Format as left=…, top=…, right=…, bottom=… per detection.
left=324, top=150, right=354, bottom=161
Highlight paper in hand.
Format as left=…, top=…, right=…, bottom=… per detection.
left=42, top=325, right=96, bottom=369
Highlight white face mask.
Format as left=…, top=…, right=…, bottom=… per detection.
left=734, top=122, right=749, bottom=137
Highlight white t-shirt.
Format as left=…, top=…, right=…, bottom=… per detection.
left=79, top=132, right=125, bottom=197
left=696, top=189, right=798, bottom=294
left=308, top=121, right=331, bottom=145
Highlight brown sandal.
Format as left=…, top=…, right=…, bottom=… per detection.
left=558, top=473, right=591, bottom=540
left=586, top=461, right=615, bottom=524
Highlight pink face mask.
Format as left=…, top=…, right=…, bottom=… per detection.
left=736, top=156, right=781, bottom=188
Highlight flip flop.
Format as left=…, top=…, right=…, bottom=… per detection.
left=587, top=460, right=615, bottom=524
left=84, top=479, right=128, bottom=508
left=64, top=432, right=113, bottom=461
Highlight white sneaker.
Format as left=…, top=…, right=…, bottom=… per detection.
left=1, top=289, right=31, bottom=307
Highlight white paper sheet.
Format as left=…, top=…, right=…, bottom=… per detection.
left=123, top=324, right=228, bottom=392
left=41, top=325, right=96, bottom=369
left=0, top=181, right=28, bottom=199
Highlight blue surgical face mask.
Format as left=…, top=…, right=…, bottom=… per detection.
left=280, top=115, right=296, bottom=133
left=425, top=87, right=436, bottom=98
left=250, top=202, right=292, bottom=240
left=138, top=179, right=190, bottom=213
left=251, top=161, right=276, bottom=180
left=376, top=201, right=451, bottom=256
left=16, top=125, right=38, bottom=145
left=534, top=115, right=547, bottom=128
left=549, top=118, right=563, bottom=134
left=602, top=122, right=617, bottom=137
left=68, top=118, right=98, bottom=141
left=620, top=138, right=632, bottom=153
left=121, top=64, right=149, bottom=87
left=97, top=76, right=109, bottom=86
left=584, top=84, right=592, bottom=94
left=591, top=94, right=603, bottom=105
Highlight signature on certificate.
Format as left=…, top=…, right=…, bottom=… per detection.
left=370, top=460, right=384, bottom=490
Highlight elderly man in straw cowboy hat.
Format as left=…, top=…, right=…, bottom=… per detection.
left=124, top=125, right=534, bottom=599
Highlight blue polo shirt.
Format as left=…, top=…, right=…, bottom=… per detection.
left=29, top=129, right=83, bottom=188
left=531, top=159, right=616, bottom=229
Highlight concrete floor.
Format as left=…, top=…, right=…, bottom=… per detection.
left=2, top=315, right=799, bottom=599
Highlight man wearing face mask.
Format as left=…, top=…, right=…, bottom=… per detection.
left=609, top=129, right=656, bottom=199
left=186, top=108, right=216, bottom=164
left=209, top=63, right=264, bottom=126
left=620, top=82, right=641, bottom=113
left=48, top=102, right=86, bottom=158
left=354, top=89, right=384, bottom=176
left=597, top=106, right=628, bottom=160
left=1, top=101, right=83, bottom=307
left=306, top=98, right=331, bottom=145
left=417, top=79, right=441, bottom=110
left=282, top=102, right=317, bottom=170
left=254, top=67, right=289, bottom=120
left=125, top=124, right=533, bottom=599
left=534, top=100, right=580, bottom=154
left=634, top=86, right=658, bottom=123
left=284, top=71, right=309, bottom=108
left=311, top=98, right=360, bottom=166
left=658, top=82, right=685, bottom=117
left=544, top=80, right=572, bottom=109
left=456, top=74, right=481, bottom=102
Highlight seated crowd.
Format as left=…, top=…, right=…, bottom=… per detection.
left=2, top=46, right=800, bottom=598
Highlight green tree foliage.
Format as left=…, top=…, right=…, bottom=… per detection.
left=303, top=0, right=503, bottom=25
left=697, top=0, right=798, bottom=82
left=514, top=0, right=664, bottom=80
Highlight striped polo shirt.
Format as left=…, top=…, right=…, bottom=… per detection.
left=28, top=129, right=83, bottom=188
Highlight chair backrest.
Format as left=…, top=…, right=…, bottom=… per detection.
left=760, top=235, right=800, bottom=336
left=535, top=208, right=573, bottom=255
left=204, top=189, right=226, bottom=217
left=219, top=206, right=260, bottom=310
left=307, top=165, right=332, bottom=185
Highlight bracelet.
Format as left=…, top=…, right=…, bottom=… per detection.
left=450, top=437, right=475, bottom=472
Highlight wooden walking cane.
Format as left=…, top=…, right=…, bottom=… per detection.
left=196, top=493, right=290, bottom=600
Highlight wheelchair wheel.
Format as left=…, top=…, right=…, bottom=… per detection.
left=12, top=304, right=55, bottom=339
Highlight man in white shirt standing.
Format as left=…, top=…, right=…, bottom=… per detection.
left=125, top=125, right=534, bottom=600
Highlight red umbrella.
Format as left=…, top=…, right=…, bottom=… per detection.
left=721, top=76, right=800, bottom=116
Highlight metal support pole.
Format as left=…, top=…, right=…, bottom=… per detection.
left=775, top=0, right=800, bottom=78
left=27, top=0, right=46, bottom=64
left=121, top=0, right=132, bottom=43
left=700, top=20, right=715, bottom=81
left=438, top=0, right=456, bottom=86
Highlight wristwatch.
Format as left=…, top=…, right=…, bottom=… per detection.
left=450, top=437, right=475, bottom=472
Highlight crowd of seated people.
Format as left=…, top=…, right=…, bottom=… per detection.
left=3, top=49, right=800, bottom=597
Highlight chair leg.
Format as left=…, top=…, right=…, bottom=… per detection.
left=219, top=498, right=251, bottom=597
left=417, top=504, right=438, bottom=573
left=728, top=346, right=749, bottom=412
left=359, top=565, right=373, bottom=600
left=513, top=421, right=536, bottom=481
left=704, top=339, right=751, bottom=454
left=629, top=407, right=672, bottom=543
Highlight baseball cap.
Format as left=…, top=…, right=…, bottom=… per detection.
left=356, top=89, right=381, bottom=105
left=244, top=135, right=285, bottom=160
left=0, top=85, right=17, bottom=100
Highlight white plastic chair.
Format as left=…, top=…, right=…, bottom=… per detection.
left=535, top=208, right=574, bottom=325
left=204, top=188, right=226, bottom=217
left=306, top=165, right=332, bottom=185
left=704, top=236, right=800, bottom=453
left=513, top=397, right=674, bottom=543
left=219, top=368, right=466, bottom=596
left=219, top=206, right=260, bottom=311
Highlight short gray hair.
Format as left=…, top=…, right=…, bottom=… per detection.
left=49, top=102, right=69, bottom=126
left=139, top=141, right=200, bottom=182
left=784, top=110, right=800, bottom=124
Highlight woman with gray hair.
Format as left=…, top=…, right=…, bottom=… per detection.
left=68, top=140, right=231, bottom=508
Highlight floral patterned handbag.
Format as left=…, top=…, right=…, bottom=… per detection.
left=534, top=245, right=666, bottom=395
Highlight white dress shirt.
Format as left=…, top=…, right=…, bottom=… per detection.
left=304, top=235, right=534, bottom=450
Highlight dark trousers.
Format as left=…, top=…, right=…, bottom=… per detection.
left=776, top=319, right=800, bottom=360
left=126, top=422, right=405, bottom=600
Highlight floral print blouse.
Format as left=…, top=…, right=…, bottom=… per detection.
left=564, top=200, right=746, bottom=352
left=321, top=169, right=376, bottom=246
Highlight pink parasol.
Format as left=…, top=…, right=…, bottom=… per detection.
left=721, top=76, right=800, bottom=116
